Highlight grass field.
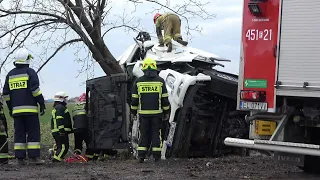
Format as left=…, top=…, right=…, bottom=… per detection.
left=3, top=103, right=76, bottom=148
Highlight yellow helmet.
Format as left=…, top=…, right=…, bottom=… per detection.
left=142, top=57, right=157, bottom=70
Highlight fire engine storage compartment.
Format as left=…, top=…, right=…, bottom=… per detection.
left=86, top=73, right=130, bottom=150
left=275, top=0, right=320, bottom=172
left=276, top=1, right=320, bottom=97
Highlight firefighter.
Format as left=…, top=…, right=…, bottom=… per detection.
left=51, top=91, right=72, bottom=162
left=72, top=93, right=94, bottom=160
left=2, top=48, right=46, bottom=165
left=154, top=12, right=188, bottom=52
left=0, top=95, right=8, bottom=165
left=131, top=57, right=170, bottom=162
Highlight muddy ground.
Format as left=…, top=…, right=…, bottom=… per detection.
left=1, top=154, right=320, bottom=180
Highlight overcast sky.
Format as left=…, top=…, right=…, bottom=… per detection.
left=0, top=0, right=243, bottom=99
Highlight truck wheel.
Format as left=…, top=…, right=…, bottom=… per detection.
left=300, top=155, right=320, bottom=173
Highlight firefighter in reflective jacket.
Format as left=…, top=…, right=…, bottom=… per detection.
left=0, top=96, right=9, bottom=164
left=131, top=57, right=170, bottom=162
left=154, top=12, right=188, bottom=52
left=2, top=48, right=46, bottom=165
left=72, top=93, right=94, bottom=160
left=51, top=92, right=72, bottom=162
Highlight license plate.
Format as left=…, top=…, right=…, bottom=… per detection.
left=239, top=101, right=268, bottom=111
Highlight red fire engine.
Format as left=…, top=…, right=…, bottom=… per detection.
left=225, top=0, right=320, bottom=172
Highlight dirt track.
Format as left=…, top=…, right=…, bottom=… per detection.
left=1, top=155, right=320, bottom=180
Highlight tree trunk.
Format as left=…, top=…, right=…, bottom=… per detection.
left=94, top=38, right=124, bottom=75
left=97, top=58, right=124, bottom=75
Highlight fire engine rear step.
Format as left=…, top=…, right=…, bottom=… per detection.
left=224, top=138, right=320, bottom=157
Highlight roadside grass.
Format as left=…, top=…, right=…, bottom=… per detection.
left=3, top=103, right=76, bottom=151
left=3, top=103, right=132, bottom=159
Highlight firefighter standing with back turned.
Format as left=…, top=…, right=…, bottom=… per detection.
left=153, top=12, right=188, bottom=52
left=2, top=48, right=46, bottom=165
left=131, top=57, right=170, bottom=163
left=51, top=92, right=72, bottom=162
left=0, top=95, right=9, bottom=164
left=72, top=93, right=94, bottom=161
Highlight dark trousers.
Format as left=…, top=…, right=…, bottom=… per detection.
left=138, top=116, right=162, bottom=159
left=14, top=115, right=40, bottom=159
left=74, top=129, right=94, bottom=158
left=53, top=134, right=69, bottom=161
left=0, top=135, right=8, bottom=163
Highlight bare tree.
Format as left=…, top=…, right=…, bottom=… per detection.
left=0, top=0, right=215, bottom=75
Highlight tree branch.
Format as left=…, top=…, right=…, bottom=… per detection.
left=0, top=18, right=59, bottom=38
left=102, top=24, right=141, bottom=37
left=0, top=0, right=215, bottom=75
left=37, top=38, right=83, bottom=73
left=0, top=23, right=52, bottom=73
left=0, top=9, right=66, bottom=22
left=11, top=22, right=57, bottom=47
left=100, top=0, right=106, bottom=13
left=129, top=0, right=215, bottom=40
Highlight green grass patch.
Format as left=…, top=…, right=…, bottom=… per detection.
left=4, top=103, right=76, bottom=148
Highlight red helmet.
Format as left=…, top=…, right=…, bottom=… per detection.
left=153, top=13, right=161, bottom=24
left=78, top=93, right=86, bottom=102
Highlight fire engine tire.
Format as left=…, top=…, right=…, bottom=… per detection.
left=299, top=155, right=320, bottom=173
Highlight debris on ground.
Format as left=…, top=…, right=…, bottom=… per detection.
left=1, top=155, right=320, bottom=180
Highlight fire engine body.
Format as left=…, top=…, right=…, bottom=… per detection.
left=224, top=0, right=320, bottom=172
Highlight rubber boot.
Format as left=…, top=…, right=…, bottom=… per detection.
left=0, top=159, right=8, bottom=164
left=138, top=158, right=144, bottom=163
left=93, top=154, right=99, bottom=161
left=154, top=157, right=160, bottom=162
left=51, top=158, right=61, bottom=163
left=17, top=159, right=26, bottom=165
left=167, top=42, right=173, bottom=53
left=29, top=158, right=45, bottom=165
left=98, top=154, right=108, bottom=161
left=176, top=38, right=188, bottom=46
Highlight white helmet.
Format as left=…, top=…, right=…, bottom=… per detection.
left=54, top=91, right=68, bottom=103
left=14, top=48, right=33, bottom=65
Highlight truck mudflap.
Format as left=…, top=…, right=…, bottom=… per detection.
left=86, top=73, right=129, bottom=150
left=224, top=138, right=320, bottom=157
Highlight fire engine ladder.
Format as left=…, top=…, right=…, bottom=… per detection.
left=224, top=107, right=320, bottom=156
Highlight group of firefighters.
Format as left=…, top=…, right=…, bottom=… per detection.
left=0, top=12, right=184, bottom=165
left=0, top=48, right=118, bottom=165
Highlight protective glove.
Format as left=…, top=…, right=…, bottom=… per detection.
left=132, top=114, right=137, bottom=121
left=40, top=104, right=46, bottom=116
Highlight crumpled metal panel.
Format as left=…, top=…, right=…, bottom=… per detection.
left=86, top=73, right=129, bottom=149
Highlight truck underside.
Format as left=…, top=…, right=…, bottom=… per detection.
left=86, top=31, right=249, bottom=158
left=226, top=96, right=320, bottom=173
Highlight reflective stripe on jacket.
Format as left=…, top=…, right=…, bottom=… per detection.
left=51, top=103, right=73, bottom=134
left=131, top=74, right=170, bottom=116
left=72, top=103, right=88, bottom=130
left=2, top=65, right=45, bottom=116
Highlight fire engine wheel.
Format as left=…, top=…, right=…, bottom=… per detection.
left=299, top=155, right=320, bottom=173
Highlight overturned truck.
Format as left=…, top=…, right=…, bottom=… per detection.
left=85, top=32, right=249, bottom=158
